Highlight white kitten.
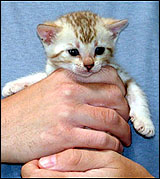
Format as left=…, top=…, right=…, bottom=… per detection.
left=2, top=11, right=155, bottom=137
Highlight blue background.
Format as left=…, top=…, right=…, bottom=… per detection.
left=1, top=1, right=159, bottom=178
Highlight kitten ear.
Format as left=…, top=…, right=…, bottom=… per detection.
left=37, top=24, right=61, bottom=45
left=106, top=19, right=128, bottom=39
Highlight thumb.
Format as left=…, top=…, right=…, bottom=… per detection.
left=38, top=149, right=116, bottom=172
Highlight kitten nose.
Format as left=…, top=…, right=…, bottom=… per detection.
left=84, top=63, right=94, bottom=71
left=83, top=57, right=94, bottom=72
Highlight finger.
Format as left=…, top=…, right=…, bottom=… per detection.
left=76, top=66, right=126, bottom=96
left=31, top=168, right=115, bottom=178
left=21, top=160, right=39, bottom=178
left=21, top=159, right=68, bottom=178
left=38, top=149, right=118, bottom=172
left=80, top=83, right=129, bottom=121
left=75, top=104, right=131, bottom=146
left=60, top=82, right=129, bottom=121
left=71, top=128, right=123, bottom=153
left=53, top=66, right=126, bottom=96
left=21, top=160, right=85, bottom=178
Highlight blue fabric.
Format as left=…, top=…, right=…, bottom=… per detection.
left=1, top=1, right=159, bottom=178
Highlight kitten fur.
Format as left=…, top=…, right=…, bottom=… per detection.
left=2, top=11, right=155, bottom=137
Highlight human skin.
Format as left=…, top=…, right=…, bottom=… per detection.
left=1, top=66, right=130, bottom=163
left=21, top=149, right=154, bottom=178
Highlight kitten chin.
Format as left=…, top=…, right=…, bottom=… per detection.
left=72, top=65, right=101, bottom=77
left=73, top=71, right=93, bottom=77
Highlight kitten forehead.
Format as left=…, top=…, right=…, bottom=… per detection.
left=60, top=11, right=99, bottom=44
left=43, top=11, right=126, bottom=46
left=65, top=12, right=97, bottom=43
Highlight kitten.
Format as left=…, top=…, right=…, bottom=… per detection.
left=2, top=11, right=155, bottom=137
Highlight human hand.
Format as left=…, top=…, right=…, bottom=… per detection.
left=21, top=149, right=154, bottom=178
left=1, top=66, right=130, bottom=163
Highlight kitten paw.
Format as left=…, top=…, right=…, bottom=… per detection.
left=2, top=82, right=28, bottom=97
left=130, top=116, right=155, bottom=137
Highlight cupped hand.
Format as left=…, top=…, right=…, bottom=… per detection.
left=2, top=66, right=130, bottom=163
left=21, top=149, right=154, bottom=178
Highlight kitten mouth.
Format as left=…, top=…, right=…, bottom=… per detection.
left=73, top=66, right=101, bottom=77
left=74, top=71, right=93, bottom=77
left=75, top=72, right=93, bottom=77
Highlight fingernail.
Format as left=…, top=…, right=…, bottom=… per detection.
left=39, top=155, right=56, bottom=169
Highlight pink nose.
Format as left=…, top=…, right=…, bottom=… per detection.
left=83, top=57, right=94, bottom=71
left=84, top=63, right=94, bottom=71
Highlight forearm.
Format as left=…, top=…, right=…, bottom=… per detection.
left=1, top=94, right=26, bottom=163
left=1, top=84, right=41, bottom=163
left=1, top=96, right=18, bottom=162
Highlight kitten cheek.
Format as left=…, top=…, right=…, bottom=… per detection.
left=91, top=61, right=102, bottom=72
left=67, top=64, right=77, bottom=73
left=72, top=64, right=82, bottom=73
left=92, top=65, right=101, bottom=73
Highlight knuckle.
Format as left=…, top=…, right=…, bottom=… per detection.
left=66, top=149, right=82, bottom=167
left=85, top=135, right=96, bottom=147
left=97, top=108, right=108, bottom=121
left=58, top=104, right=75, bottom=120
left=98, top=109, right=120, bottom=128
left=111, top=85, right=123, bottom=99
left=98, top=133, right=109, bottom=147
left=113, top=138, right=121, bottom=152
left=107, top=109, right=119, bottom=126
left=60, top=83, right=80, bottom=98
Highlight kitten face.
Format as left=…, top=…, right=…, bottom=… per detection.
left=37, top=11, right=128, bottom=76
left=46, top=30, right=114, bottom=76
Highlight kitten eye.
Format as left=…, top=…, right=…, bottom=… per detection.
left=68, top=49, right=80, bottom=56
left=95, top=47, right=105, bottom=55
